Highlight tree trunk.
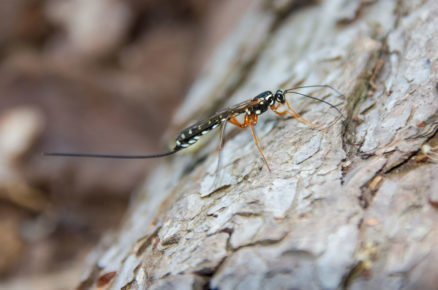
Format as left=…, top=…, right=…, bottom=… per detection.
left=79, top=0, right=438, bottom=289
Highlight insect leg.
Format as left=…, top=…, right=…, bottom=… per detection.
left=270, top=103, right=318, bottom=129
left=228, top=115, right=247, bottom=128
left=213, top=120, right=228, bottom=186
left=285, top=100, right=319, bottom=129
left=218, top=120, right=228, bottom=151
left=247, top=115, right=271, bottom=172
left=228, top=115, right=271, bottom=172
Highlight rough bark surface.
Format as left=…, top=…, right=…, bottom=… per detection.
left=80, top=0, right=437, bottom=289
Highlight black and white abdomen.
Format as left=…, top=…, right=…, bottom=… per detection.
left=174, top=118, right=223, bottom=150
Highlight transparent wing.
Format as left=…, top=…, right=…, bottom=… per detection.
left=215, top=98, right=261, bottom=116
left=180, top=98, right=261, bottom=137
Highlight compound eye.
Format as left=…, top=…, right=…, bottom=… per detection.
left=275, top=90, right=285, bottom=103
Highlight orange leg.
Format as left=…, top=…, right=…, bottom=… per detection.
left=248, top=119, right=271, bottom=172
left=228, top=115, right=247, bottom=128
left=271, top=102, right=318, bottom=129
left=228, top=115, right=271, bottom=172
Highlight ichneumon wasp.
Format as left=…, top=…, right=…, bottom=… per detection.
left=44, top=85, right=345, bottom=172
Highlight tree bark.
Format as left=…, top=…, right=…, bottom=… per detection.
left=79, top=0, right=438, bottom=289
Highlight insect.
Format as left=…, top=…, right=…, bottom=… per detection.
left=45, top=85, right=344, bottom=171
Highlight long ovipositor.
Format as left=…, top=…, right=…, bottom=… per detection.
left=44, top=85, right=344, bottom=160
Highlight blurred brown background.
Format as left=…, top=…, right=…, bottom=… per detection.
left=0, top=0, right=250, bottom=288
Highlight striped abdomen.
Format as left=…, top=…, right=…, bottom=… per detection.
left=173, top=97, right=261, bottom=151
left=174, top=114, right=227, bottom=150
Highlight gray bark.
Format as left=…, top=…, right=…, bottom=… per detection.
left=79, top=0, right=438, bottom=289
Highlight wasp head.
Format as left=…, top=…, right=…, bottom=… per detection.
left=274, top=90, right=285, bottom=104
